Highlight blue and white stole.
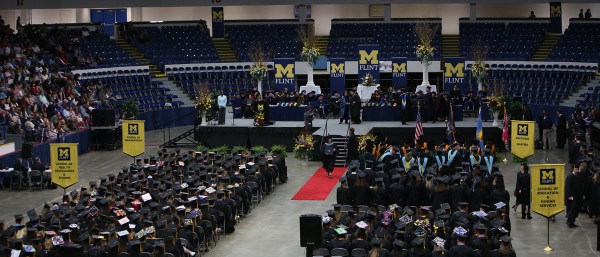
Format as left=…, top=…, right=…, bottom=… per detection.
left=447, top=150, right=459, bottom=165
left=484, top=156, right=494, bottom=175
left=435, top=155, right=446, bottom=168
left=379, top=150, right=392, bottom=162
left=469, top=154, right=481, bottom=168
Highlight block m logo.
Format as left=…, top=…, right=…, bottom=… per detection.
left=444, top=63, right=464, bottom=77
left=393, top=63, right=406, bottom=73
left=212, top=11, right=223, bottom=21
left=550, top=5, right=561, bottom=15
left=275, top=64, right=294, bottom=79
left=359, top=50, right=379, bottom=65
left=58, top=147, right=71, bottom=161
left=517, top=124, right=528, bottom=136
left=540, top=169, right=556, bottom=185
left=128, top=124, right=139, bottom=135
left=331, top=63, right=345, bottom=74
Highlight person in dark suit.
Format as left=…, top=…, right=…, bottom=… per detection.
left=399, top=88, right=411, bottom=125
left=515, top=163, right=531, bottom=219
left=346, top=127, right=359, bottom=163
left=541, top=112, right=553, bottom=150
left=423, top=86, right=434, bottom=122
left=556, top=110, right=567, bottom=149
left=350, top=90, right=362, bottom=124
left=566, top=164, right=584, bottom=227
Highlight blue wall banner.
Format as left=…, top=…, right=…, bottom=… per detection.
left=549, top=2, right=562, bottom=33
left=274, top=58, right=296, bottom=92
left=329, top=58, right=346, bottom=94
left=358, top=44, right=380, bottom=86
left=392, top=57, right=408, bottom=89
left=211, top=7, right=224, bottom=38
left=442, top=57, right=466, bottom=93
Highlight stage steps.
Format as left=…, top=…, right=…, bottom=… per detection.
left=314, top=35, right=329, bottom=56
left=331, top=135, right=347, bottom=167
left=213, top=38, right=238, bottom=62
left=160, top=127, right=197, bottom=148
left=115, top=39, right=166, bottom=77
left=441, top=35, right=460, bottom=58
left=155, top=77, right=196, bottom=107
left=531, top=34, right=561, bottom=61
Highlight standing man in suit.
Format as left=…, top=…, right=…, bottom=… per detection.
left=566, top=164, right=584, bottom=228
left=423, top=86, right=434, bottom=122
left=541, top=112, right=553, bottom=150
left=556, top=110, right=567, bottom=149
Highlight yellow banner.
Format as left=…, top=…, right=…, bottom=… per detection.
left=530, top=164, right=565, bottom=218
left=511, top=120, right=535, bottom=159
left=50, top=143, right=78, bottom=189
left=122, top=120, right=145, bottom=157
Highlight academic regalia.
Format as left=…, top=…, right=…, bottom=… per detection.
left=347, top=131, right=359, bottom=162
left=387, top=181, right=407, bottom=207
left=556, top=113, right=567, bottom=148
left=350, top=93, right=362, bottom=124
left=322, top=142, right=338, bottom=174
left=337, top=185, right=353, bottom=206
left=448, top=244, right=474, bottom=257
left=566, top=171, right=584, bottom=226
left=353, top=181, right=371, bottom=206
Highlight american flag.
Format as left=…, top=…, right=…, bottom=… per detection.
left=415, top=103, right=423, bottom=145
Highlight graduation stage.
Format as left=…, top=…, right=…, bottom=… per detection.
left=176, top=108, right=503, bottom=152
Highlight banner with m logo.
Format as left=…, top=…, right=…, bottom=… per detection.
left=274, top=58, right=295, bottom=92
left=211, top=7, right=224, bottom=38
left=443, top=57, right=466, bottom=93
left=358, top=44, right=380, bottom=86
left=392, top=57, right=407, bottom=89
left=329, top=58, right=345, bottom=94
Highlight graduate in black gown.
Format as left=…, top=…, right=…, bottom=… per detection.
left=350, top=90, right=362, bottom=124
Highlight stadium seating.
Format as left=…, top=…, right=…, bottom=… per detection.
left=130, top=25, right=219, bottom=68
left=470, top=63, right=596, bottom=105
left=78, top=33, right=138, bottom=68
left=78, top=68, right=184, bottom=111
left=225, top=23, right=309, bottom=61
left=327, top=21, right=442, bottom=61
left=460, top=21, right=548, bottom=61
left=548, top=22, right=600, bottom=63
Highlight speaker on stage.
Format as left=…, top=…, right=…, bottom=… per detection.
left=21, top=142, right=35, bottom=159
left=59, top=244, right=84, bottom=257
left=92, top=109, right=115, bottom=127
left=300, top=214, right=322, bottom=247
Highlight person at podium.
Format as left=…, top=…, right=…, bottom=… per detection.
left=217, top=90, right=227, bottom=125
left=253, top=95, right=269, bottom=126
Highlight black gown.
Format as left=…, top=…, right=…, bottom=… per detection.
left=347, top=132, right=359, bottom=162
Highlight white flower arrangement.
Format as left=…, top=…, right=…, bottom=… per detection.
left=301, top=46, right=319, bottom=66
left=250, top=64, right=267, bottom=80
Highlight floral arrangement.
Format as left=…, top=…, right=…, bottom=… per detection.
left=361, top=73, right=376, bottom=87
left=250, top=44, right=268, bottom=80
left=416, top=44, right=435, bottom=63
left=471, top=63, right=488, bottom=82
left=254, top=102, right=267, bottom=126
left=415, top=22, right=437, bottom=63
left=194, top=83, right=212, bottom=113
left=487, top=96, right=502, bottom=115
left=358, top=132, right=377, bottom=154
left=270, top=144, right=288, bottom=157
left=301, top=46, right=319, bottom=66
left=471, top=40, right=488, bottom=83
left=293, top=130, right=314, bottom=160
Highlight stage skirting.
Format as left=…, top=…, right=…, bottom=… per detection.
left=0, top=129, right=92, bottom=168
left=137, top=107, right=196, bottom=131
left=195, top=127, right=319, bottom=151
left=371, top=126, right=504, bottom=150
left=362, top=106, right=465, bottom=122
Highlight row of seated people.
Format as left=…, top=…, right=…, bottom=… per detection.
left=0, top=148, right=288, bottom=257
left=228, top=86, right=486, bottom=121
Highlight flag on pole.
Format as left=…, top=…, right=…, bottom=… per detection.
left=502, top=104, right=509, bottom=150
left=476, top=107, right=484, bottom=150
left=415, top=103, right=424, bottom=145
left=447, top=103, right=455, bottom=143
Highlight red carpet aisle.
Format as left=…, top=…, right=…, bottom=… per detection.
left=291, top=167, right=347, bottom=200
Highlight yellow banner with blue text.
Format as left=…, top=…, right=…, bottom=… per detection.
left=511, top=120, right=535, bottom=159
left=50, top=143, right=78, bottom=189
left=122, top=120, right=145, bottom=157
left=530, top=163, right=565, bottom=218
